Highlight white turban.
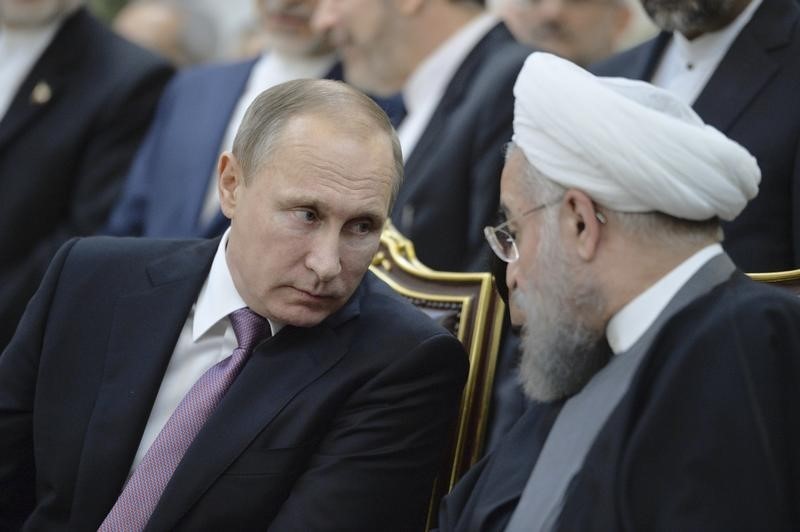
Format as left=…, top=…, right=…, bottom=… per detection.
left=511, top=52, right=760, bottom=221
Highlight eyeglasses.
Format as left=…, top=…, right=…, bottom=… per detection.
left=484, top=198, right=608, bottom=263
left=483, top=198, right=561, bottom=263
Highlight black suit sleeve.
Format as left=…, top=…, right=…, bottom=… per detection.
left=267, top=333, right=468, bottom=532
left=0, top=238, right=79, bottom=530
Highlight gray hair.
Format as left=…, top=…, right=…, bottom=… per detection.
left=508, top=143, right=723, bottom=247
left=232, top=79, right=404, bottom=209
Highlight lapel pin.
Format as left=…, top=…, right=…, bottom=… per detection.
left=31, top=81, right=52, bottom=105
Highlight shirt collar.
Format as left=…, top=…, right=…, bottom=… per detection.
left=403, top=13, right=498, bottom=115
left=671, top=0, right=762, bottom=67
left=192, top=229, right=283, bottom=341
left=606, top=243, right=723, bottom=355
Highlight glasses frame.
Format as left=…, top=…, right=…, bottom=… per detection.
left=483, top=197, right=608, bottom=263
left=483, top=198, right=562, bottom=263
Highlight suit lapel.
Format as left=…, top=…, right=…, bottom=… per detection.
left=692, top=0, right=797, bottom=132
left=146, top=279, right=364, bottom=529
left=0, top=9, right=89, bottom=149
left=70, top=239, right=217, bottom=530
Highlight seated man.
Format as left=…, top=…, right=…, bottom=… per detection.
left=0, top=79, right=468, bottom=531
left=438, top=53, right=799, bottom=531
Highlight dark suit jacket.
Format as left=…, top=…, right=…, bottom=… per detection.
left=103, top=59, right=344, bottom=240
left=0, top=237, right=468, bottom=531
left=438, top=273, right=800, bottom=531
left=0, top=8, right=173, bottom=349
left=392, top=23, right=532, bottom=272
left=591, top=0, right=800, bottom=272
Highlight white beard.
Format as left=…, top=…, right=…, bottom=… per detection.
left=515, top=222, right=611, bottom=402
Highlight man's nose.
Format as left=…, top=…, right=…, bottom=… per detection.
left=306, top=230, right=343, bottom=282
left=310, top=0, right=337, bottom=33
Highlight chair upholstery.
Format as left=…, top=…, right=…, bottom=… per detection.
left=370, top=223, right=506, bottom=530
left=748, top=268, right=800, bottom=295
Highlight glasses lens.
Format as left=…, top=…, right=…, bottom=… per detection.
left=484, top=226, right=518, bottom=262
left=496, top=228, right=517, bottom=261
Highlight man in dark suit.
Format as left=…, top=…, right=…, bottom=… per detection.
left=438, top=53, right=799, bottom=531
left=591, top=0, right=800, bottom=272
left=0, top=79, right=467, bottom=530
left=104, top=0, right=341, bottom=240
left=0, top=0, right=173, bottom=350
left=313, top=0, right=531, bottom=272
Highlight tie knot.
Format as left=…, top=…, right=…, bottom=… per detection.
left=229, top=308, right=270, bottom=352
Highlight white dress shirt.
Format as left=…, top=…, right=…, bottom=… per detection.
left=606, top=243, right=724, bottom=355
left=198, top=50, right=337, bottom=225
left=650, top=0, right=762, bottom=104
left=129, top=230, right=282, bottom=473
left=0, top=21, right=60, bottom=120
left=397, top=13, right=499, bottom=161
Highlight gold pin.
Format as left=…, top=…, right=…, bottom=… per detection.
left=31, top=81, right=52, bottom=105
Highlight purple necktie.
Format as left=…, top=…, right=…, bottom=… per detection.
left=99, top=308, right=269, bottom=531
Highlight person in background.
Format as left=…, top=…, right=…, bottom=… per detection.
left=592, top=0, right=800, bottom=272
left=313, top=0, right=531, bottom=273
left=0, top=0, right=173, bottom=350
left=113, top=0, right=219, bottom=67
left=0, top=79, right=467, bottom=531
left=104, top=0, right=341, bottom=239
left=438, top=52, right=799, bottom=532
left=496, top=0, right=631, bottom=66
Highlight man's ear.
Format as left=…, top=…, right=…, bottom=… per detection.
left=218, top=152, right=243, bottom=220
left=563, top=189, right=604, bottom=262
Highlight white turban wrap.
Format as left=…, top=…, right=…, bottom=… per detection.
left=511, top=52, right=760, bottom=221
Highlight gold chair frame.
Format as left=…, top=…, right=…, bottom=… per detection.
left=369, top=223, right=506, bottom=530
left=748, top=268, right=800, bottom=294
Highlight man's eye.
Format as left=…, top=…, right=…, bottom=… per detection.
left=351, top=220, right=373, bottom=235
left=293, top=209, right=318, bottom=223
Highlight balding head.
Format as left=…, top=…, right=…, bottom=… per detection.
left=232, top=78, right=403, bottom=207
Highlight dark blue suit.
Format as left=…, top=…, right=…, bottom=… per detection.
left=591, top=0, right=800, bottom=272
left=0, top=236, right=467, bottom=531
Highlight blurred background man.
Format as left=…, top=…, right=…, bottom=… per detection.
left=593, top=0, right=800, bottom=272
left=495, top=0, right=632, bottom=66
left=313, top=0, right=530, bottom=273
left=0, top=0, right=172, bottom=349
